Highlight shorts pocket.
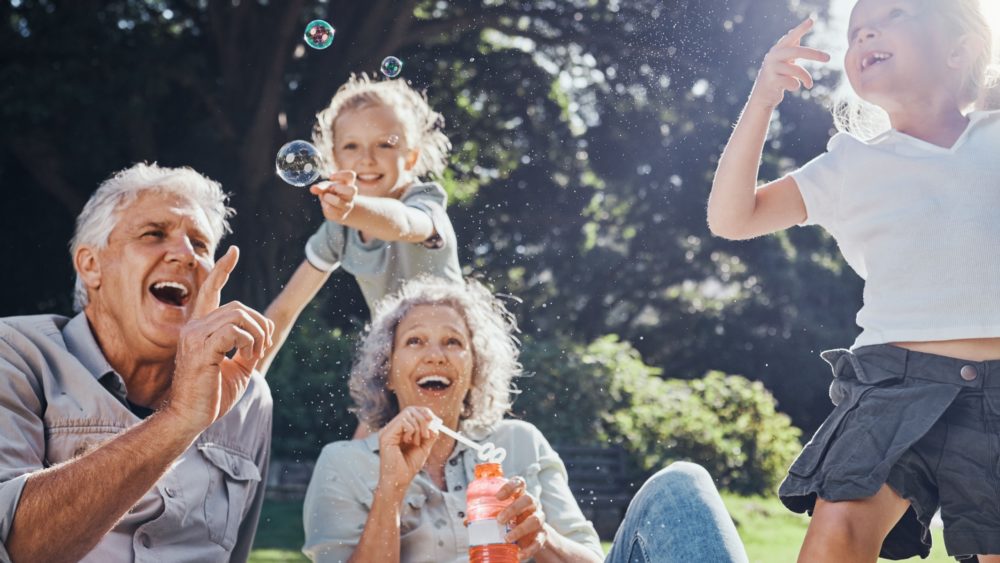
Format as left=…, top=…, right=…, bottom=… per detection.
left=792, top=348, right=907, bottom=479
left=198, top=443, right=261, bottom=551
left=788, top=382, right=869, bottom=479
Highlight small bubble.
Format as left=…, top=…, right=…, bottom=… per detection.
left=387, top=134, right=399, bottom=146
left=304, top=20, right=335, bottom=50
left=380, top=56, right=403, bottom=78
left=275, top=140, right=322, bottom=187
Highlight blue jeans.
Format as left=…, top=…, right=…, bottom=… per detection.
left=604, top=462, right=749, bottom=563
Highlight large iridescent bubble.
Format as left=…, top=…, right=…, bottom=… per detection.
left=304, top=20, right=335, bottom=50
left=275, top=140, right=322, bottom=187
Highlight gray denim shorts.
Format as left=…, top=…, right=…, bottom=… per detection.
left=779, top=344, right=1000, bottom=560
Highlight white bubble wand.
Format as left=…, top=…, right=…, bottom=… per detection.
left=429, top=417, right=507, bottom=464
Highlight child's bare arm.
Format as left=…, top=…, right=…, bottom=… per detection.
left=336, top=195, right=434, bottom=243
left=260, top=260, right=332, bottom=375
left=311, top=172, right=436, bottom=244
left=708, top=18, right=829, bottom=240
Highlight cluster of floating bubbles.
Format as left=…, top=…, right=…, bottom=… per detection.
left=275, top=140, right=322, bottom=187
left=283, top=20, right=404, bottom=186
left=380, top=56, right=403, bottom=78
left=304, top=19, right=335, bottom=50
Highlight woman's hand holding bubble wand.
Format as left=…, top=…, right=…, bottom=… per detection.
left=429, top=416, right=507, bottom=464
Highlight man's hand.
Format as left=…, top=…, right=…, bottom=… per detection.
left=166, top=246, right=274, bottom=435
left=310, top=170, right=359, bottom=222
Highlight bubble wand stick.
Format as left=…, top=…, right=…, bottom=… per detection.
left=429, top=417, right=507, bottom=464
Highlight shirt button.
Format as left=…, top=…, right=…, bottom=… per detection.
left=164, top=487, right=175, bottom=498
left=458, top=511, right=465, bottom=518
left=449, top=459, right=458, bottom=466
left=140, top=534, right=151, bottom=548
left=231, top=464, right=241, bottom=477
left=453, top=485, right=463, bottom=492
left=960, top=365, right=978, bottom=381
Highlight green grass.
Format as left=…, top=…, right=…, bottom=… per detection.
left=720, top=493, right=954, bottom=563
left=251, top=495, right=956, bottom=562
left=250, top=499, right=308, bottom=563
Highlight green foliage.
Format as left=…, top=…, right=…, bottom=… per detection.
left=515, top=335, right=801, bottom=495
left=609, top=371, right=801, bottom=495
left=267, top=308, right=358, bottom=461
left=515, top=334, right=661, bottom=447
left=5, top=0, right=853, bottom=444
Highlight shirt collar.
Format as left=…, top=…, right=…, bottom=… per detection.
left=62, top=312, right=115, bottom=382
left=872, top=109, right=1000, bottom=155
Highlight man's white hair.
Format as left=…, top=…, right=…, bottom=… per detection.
left=69, top=162, right=234, bottom=312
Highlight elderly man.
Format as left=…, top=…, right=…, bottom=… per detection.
left=0, top=163, right=274, bottom=562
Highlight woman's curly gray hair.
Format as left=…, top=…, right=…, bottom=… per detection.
left=349, top=277, right=521, bottom=433
left=312, top=73, right=451, bottom=179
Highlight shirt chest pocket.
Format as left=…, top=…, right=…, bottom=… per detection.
left=44, top=425, right=122, bottom=465
left=400, top=492, right=427, bottom=536
left=197, top=443, right=262, bottom=551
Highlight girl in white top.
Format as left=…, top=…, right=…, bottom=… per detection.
left=709, top=0, right=1000, bottom=560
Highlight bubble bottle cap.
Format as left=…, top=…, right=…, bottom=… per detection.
left=474, top=463, right=504, bottom=479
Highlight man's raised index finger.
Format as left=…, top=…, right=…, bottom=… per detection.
left=192, top=245, right=239, bottom=319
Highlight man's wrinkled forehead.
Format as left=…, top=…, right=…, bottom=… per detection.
left=115, top=190, right=217, bottom=245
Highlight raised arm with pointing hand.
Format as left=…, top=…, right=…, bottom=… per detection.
left=708, top=18, right=831, bottom=241
left=169, top=246, right=274, bottom=432
left=5, top=244, right=273, bottom=563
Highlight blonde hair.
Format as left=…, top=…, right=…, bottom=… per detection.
left=70, top=163, right=233, bottom=312
left=348, top=277, right=522, bottom=434
left=833, top=0, right=1000, bottom=138
left=312, top=73, right=452, bottom=179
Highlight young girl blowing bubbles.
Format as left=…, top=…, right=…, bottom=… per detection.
left=708, top=0, right=1000, bottom=560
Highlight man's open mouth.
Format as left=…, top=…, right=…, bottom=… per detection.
left=417, top=375, right=452, bottom=391
left=357, top=173, right=384, bottom=183
left=149, top=281, right=191, bottom=307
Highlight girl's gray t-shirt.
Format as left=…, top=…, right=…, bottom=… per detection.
left=305, top=182, right=462, bottom=311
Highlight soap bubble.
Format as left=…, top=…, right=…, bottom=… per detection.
left=304, top=20, right=335, bottom=50
left=275, top=140, right=322, bottom=187
left=380, top=56, right=403, bottom=78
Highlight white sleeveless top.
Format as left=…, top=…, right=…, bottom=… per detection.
left=790, top=110, right=1000, bottom=349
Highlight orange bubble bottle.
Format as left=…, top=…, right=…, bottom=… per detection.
left=467, top=462, right=519, bottom=563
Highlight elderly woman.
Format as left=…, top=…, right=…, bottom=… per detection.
left=302, top=277, right=748, bottom=563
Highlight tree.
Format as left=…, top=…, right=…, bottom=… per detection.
left=1, top=0, right=854, bottom=434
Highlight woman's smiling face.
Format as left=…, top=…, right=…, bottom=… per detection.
left=388, top=304, right=475, bottom=427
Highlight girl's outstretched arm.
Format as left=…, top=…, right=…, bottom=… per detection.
left=708, top=18, right=829, bottom=240
left=311, top=171, right=435, bottom=244
left=259, top=259, right=333, bottom=375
